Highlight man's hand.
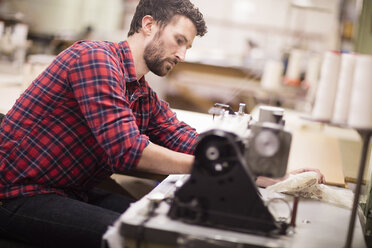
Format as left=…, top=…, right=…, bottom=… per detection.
left=256, top=167, right=326, bottom=188
left=284, top=168, right=326, bottom=184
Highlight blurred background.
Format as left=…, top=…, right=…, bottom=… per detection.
left=2, top=1, right=372, bottom=241
left=0, top=0, right=368, bottom=115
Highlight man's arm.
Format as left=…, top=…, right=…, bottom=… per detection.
left=146, top=89, right=198, bottom=155
left=69, top=47, right=150, bottom=172
left=135, top=142, right=194, bottom=174
left=136, top=143, right=326, bottom=188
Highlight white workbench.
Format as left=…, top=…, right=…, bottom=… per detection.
left=103, top=174, right=366, bottom=248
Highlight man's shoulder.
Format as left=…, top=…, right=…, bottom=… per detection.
left=69, top=40, right=120, bottom=54
left=56, top=40, right=126, bottom=68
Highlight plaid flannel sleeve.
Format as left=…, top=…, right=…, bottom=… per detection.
left=146, top=89, right=198, bottom=154
left=68, top=47, right=149, bottom=171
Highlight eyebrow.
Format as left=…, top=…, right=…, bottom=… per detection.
left=178, top=34, right=192, bottom=49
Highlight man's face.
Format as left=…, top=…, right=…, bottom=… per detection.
left=144, top=15, right=197, bottom=76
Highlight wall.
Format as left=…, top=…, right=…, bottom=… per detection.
left=2, top=0, right=124, bottom=37
left=0, top=0, right=344, bottom=62
left=355, top=0, right=372, bottom=53
left=187, top=0, right=342, bottom=67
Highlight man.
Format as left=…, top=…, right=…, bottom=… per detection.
left=0, top=0, right=324, bottom=247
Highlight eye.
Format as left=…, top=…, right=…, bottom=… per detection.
left=177, top=38, right=183, bottom=45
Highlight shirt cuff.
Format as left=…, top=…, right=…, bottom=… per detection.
left=124, top=134, right=149, bottom=171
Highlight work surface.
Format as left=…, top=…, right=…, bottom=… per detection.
left=103, top=175, right=366, bottom=248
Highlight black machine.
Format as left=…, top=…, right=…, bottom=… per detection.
left=168, top=105, right=292, bottom=235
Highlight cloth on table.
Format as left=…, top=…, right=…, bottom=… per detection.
left=266, top=171, right=353, bottom=209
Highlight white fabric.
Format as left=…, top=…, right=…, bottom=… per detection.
left=266, top=171, right=354, bottom=209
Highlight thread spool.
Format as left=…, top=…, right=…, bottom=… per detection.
left=348, top=54, right=372, bottom=129
left=261, top=60, right=284, bottom=91
left=304, top=53, right=321, bottom=104
left=301, top=53, right=321, bottom=113
left=312, top=51, right=341, bottom=121
left=284, top=49, right=303, bottom=86
left=0, top=21, right=4, bottom=40
left=332, top=53, right=356, bottom=125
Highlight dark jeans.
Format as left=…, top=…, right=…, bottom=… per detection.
left=0, top=188, right=135, bottom=248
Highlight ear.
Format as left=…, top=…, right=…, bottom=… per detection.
left=142, top=15, right=155, bottom=36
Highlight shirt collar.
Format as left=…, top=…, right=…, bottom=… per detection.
left=119, top=40, right=146, bottom=84
left=119, top=40, right=149, bottom=94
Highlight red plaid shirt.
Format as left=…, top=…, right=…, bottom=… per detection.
left=0, top=40, right=198, bottom=200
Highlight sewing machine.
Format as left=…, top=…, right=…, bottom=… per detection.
left=168, top=104, right=292, bottom=235
left=102, top=106, right=367, bottom=248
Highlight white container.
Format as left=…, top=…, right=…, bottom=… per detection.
left=261, top=60, right=283, bottom=91
left=332, top=53, right=356, bottom=124
left=285, top=49, right=303, bottom=86
left=348, top=54, right=372, bottom=129
left=312, top=51, right=341, bottom=121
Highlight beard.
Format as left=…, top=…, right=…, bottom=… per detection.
left=144, top=33, right=178, bottom=76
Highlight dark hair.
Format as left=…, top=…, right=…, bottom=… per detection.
left=128, top=0, right=207, bottom=37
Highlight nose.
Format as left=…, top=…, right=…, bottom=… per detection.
left=175, top=46, right=187, bottom=62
